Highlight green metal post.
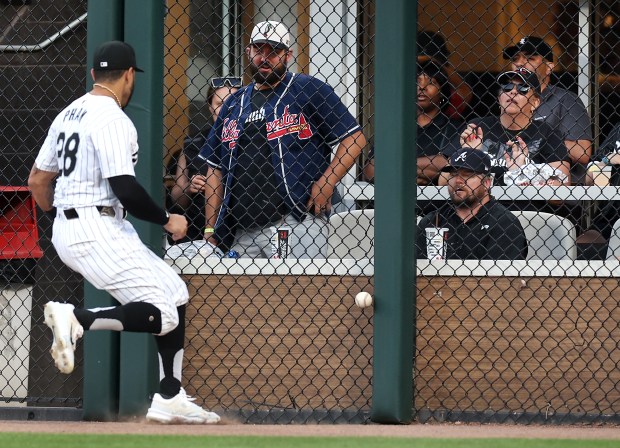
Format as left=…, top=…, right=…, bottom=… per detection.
left=83, top=0, right=124, bottom=422
left=371, top=0, right=417, bottom=423
left=117, top=0, right=167, bottom=417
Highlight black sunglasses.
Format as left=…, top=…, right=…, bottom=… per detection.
left=500, top=82, right=531, bottom=95
left=210, top=77, right=243, bottom=88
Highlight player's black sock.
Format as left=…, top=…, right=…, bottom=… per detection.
left=73, top=302, right=162, bottom=333
left=155, top=305, right=185, bottom=398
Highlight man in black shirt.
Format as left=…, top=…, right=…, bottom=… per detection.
left=417, top=147, right=528, bottom=260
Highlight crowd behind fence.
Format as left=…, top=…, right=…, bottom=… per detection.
left=0, top=0, right=619, bottom=424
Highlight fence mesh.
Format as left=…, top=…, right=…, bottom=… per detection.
left=0, top=0, right=620, bottom=424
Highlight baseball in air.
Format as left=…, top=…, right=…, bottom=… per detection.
left=355, top=291, right=373, bottom=308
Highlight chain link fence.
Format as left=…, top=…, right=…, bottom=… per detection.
left=1, top=0, right=620, bottom=424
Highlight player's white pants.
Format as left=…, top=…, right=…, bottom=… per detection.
left=52, top=206, right=189, bottom=335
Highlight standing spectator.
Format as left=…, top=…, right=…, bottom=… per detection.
left=27, top=41, right=220, bottom=424
left=363, top=60, right=461, bottom=215
left=199, top=20, right=367, bottom=258
left=416, top=147, right=527, bottom=260
left=168, top=77, right=241, bottom=243
left=503, top=36, right=592, bottom=167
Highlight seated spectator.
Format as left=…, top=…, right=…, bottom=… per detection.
left=363, top=60, right=461, bottom=215
left=579, top=123, right=620, bottom=246
left=586, top=122, right=620, bottom=186
left=168, top=76, right=241, bottom=243
left=443, top=68, right=574, bottom=219
left=417, top=30, right=473, bottom=120
left=503, top=36, right=592, bottom=169
left=416, top=147, right=527, bottom=260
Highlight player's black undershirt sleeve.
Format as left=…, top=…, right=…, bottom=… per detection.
left=108, top=175, right=169, bottom=225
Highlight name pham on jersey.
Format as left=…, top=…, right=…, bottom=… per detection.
left=63, top=107, right=87, bottom=123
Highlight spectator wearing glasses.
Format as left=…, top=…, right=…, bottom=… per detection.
left=168, top=76, right=241, bottom=243
left=416, top=147, right=527, bottom=260
left=446, top=68, right=570, bottom=187
left=503, top=36, right=592, bottom=173
left=443, top=69, right=572, bottom=218
left=199, top=20, right=367, bottom=258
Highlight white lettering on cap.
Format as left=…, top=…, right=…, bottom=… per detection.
left=100, top=62, right=108, bottom=68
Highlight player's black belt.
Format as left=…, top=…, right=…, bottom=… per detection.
left=63, top=206, right=126, bottom=220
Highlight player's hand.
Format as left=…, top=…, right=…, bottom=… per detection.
left=188, top=174, right=207, bottom=194
left=460, top=124, right=483, bottom=149
left=164, top=213, right=188, bottom=241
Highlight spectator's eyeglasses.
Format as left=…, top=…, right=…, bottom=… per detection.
left=210, top=77, right=243, bottom=88
left=500, top=83, right=531, bottom=95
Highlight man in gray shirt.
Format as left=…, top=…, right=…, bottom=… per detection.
left=503, top=36, right=592, bottom=167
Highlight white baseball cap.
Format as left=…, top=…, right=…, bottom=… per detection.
left=250, top=21, right=291, bottom=50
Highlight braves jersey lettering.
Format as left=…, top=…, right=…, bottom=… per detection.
left=266, top=105, right=313, bottom=140
left=246, top=108, right=265, bottom=123
left=221, top=119, right=239, bottom=142
left=199, top=71, right=361, bottom=230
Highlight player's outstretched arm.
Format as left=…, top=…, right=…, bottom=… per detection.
left=108, top=175, right=188, bottom=240
left=28, top=164, right=58, bottom=212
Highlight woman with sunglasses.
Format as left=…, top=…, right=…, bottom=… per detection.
left=168, top=76, right=242, bottom=243
left=442, top=68, right=573, bottom=219
left=445, top=68, right=570, bottom=188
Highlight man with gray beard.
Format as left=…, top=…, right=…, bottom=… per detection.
left=416, top=147, right=527, bottom=260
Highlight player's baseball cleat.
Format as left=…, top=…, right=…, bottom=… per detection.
left=146, top=388, right=221, bottom=424
left=44, top=301, right=84, bottom=374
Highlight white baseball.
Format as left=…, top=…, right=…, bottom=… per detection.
left=355, top=291, right=373, bottom=308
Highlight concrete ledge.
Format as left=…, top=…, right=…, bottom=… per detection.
left=168, top=257, right=620, bottom=277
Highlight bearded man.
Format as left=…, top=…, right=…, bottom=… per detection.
left=416, top=147, right=527, bottom=260
left=198, top=20, right=367, bottom=258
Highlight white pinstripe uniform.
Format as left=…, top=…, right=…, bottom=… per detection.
left=35, top=93, right=187, bottom=335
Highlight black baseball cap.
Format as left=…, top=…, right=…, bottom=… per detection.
left=502, top=36, right=554, bottom=62
left=497, top=67, right=541, bottom=94
left=442, top=147, right=492, bottom=175
left=93, top=41, right=144, bottom=72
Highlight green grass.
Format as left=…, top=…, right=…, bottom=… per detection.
left=0, top=434, right=619, bottom=448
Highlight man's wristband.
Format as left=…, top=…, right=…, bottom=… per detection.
left=204, top=227, right=215, bottom=235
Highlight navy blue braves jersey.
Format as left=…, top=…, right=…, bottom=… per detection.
left=199, top=71, right=361, bottom=230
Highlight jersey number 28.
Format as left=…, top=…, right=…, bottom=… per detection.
left=56, top=132, right=80, bottom=176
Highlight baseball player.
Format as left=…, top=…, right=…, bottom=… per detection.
left=199, top=20, right=367, bottom=258
left=28, top=41, right=219, bottom=424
